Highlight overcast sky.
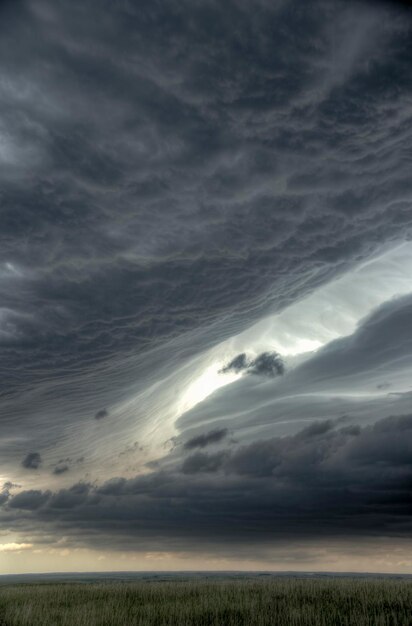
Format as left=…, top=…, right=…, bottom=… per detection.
left=1, top=0, right=412, bottom=574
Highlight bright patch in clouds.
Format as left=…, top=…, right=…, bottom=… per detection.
left=0, top=543, right=33, bottom=552
left=176, top=242, right=412, bottom=415
left=178, top=363, right=242, bottom=415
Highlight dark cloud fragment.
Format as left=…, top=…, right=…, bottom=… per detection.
left=219, top=354, right=250, bottom=374
left=297, top=420, right=335, bottom=438
left=21, top=452, right=42, bottom=470
left=0, top=491, right=9, bottom=506
left=181, top=451, right=227, bottom=474
left=95, top=409, right=109, bottom=420
left=220, top=351, right=285, bottom=378
left=184, top=428, right=228, bottom=450
left=248, top=352, right=285, bottom=378
left=8, top=489, right=49, bottom=510
left=48, top=483, right=90, bottom=509
left=3, top=481, right=19, bottom=490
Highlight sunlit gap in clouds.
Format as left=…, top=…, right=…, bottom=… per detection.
left=80, top=240, right=412, bottom=476
left=177, top=241, right=412, bottom=417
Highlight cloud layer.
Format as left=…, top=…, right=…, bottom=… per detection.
left=3, top=411, right=412, bottom=556
left=0, top=0, right=411, bottom=567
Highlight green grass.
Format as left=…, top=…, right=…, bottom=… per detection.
left=0, top=578, right=411, bottom=625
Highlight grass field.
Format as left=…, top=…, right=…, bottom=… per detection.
left=0, top=577, right=411, bottom=625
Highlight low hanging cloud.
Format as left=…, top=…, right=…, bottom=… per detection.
left=7, top=490, right=50, bottom=511
left=3, top=412, right=412, bottom=554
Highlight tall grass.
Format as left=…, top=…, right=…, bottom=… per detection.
left=0, top=578, right=411, bottom=625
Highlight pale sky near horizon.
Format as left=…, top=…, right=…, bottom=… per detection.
left=1, top=0, right=412, bottom=574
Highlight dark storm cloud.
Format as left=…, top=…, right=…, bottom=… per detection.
left=184, top=428, right=228, bottom=450
left=181, top=419, right=339, bottom=476
left=21, top=453, right=42, bottom=470
left=3, top=413, right=412, bottom=552
left=8, top=490, right=49, bottom=511
left=94, top=409, right=109, bottom=420
left=0, top=0, right=411, bottom=557
left=181, top=451, right=228, bottom=474
left=0, top=0, right=411, bottom=458
left=48, top=483, right=90, bottom=509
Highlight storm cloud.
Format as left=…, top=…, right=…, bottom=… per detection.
left=0, top=0, right=411, bottom=570
left=3, top=413, right=412, bottom=553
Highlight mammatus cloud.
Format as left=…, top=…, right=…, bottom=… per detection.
left=220, top=352, right=284, bottom=377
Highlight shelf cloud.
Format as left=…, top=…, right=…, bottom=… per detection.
left=0, top=0, right=411, bottom=572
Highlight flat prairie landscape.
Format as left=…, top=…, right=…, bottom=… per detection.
left=0, top=577, right=411, bottom=626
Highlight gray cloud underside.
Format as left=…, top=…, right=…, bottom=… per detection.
left=0, top=0, right=411, bottom=470
left=2, top=411, right=412, bottom=553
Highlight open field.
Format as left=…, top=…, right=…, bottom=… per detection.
left=0, top=577, right=412, bottom=625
